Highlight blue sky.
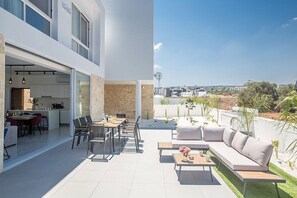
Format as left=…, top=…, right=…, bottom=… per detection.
left=154, top=0, right=297, bottom=87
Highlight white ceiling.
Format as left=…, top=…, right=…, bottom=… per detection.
left=5, top=56, right=68, bottom=76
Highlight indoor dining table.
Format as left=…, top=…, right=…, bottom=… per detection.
left=9, top=115, right=36, bottom=136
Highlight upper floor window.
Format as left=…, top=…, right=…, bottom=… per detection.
left=0, top=0, right=23, bottom=19
left=0, top=0, right=52, bottom=36
left=72, top=4, right=89, bottom=59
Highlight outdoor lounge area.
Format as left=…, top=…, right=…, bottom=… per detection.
left=0, top=117, right=296, bottom=198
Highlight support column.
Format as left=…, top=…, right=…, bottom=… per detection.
left=136, top=80, right=142, bottom=120
left=70, top=69, right=76, bottom=136
left=0, top=35, right=5, bottom=173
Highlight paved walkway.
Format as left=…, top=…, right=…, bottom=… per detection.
left=0, top=129, right=235, bottom=198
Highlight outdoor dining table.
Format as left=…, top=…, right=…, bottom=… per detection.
left=9, top=115, right=36, bottom=136
left=90, top=117, right=127, bottom=152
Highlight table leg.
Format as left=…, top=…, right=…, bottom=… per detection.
left=209, top=166, right=213, bottom=182
left=111, top=128, right=115, bottom=152
left=159, top=149, right=162, bottom=161
left=117, top=125, right=121, bottom=143
left=275, top=183, right=280, bottom=198
left=178, top=166, right=182, bottom=181
left=243, top=182, right=247, bottom=197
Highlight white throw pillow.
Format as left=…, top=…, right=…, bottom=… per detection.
left=231, top=132, right=249, bottom=153
left=203, top=126, right=224, bottom=142
left=242, top=137, right=274, bottom=166
left=223, top=128, right=236, bottom=147
left=176, top=125, right=202, bottom=140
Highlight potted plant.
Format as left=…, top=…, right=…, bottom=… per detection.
left=275, top=91, right=297, bottom=165
left=230, top=94, right=269, bottom=136
left=28, top=98, right=39, bottom=110
left=185, top=97, right=195, bottom=117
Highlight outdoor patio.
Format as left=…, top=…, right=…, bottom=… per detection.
left=0, top=129, right=235, bottom=198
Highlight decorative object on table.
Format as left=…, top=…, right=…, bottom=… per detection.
left=106, top=115, right=109, bottom=122
left=179, top=146, right=191, bottom=162
left=199, top=151, right=204, bottom=157
left=205, top=155, right=211, bottom=162
left=28, top=98, right=39, bottom=110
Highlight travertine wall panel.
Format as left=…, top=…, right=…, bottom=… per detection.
left=90, top=74, right=104, bottom=121
left=104, top=83, right=154, bottom=119
left=104, top=84, right=136, bottom=119
left=0, top=35, right=5, bottom=172
left=142, top=85, right=154, bottom=119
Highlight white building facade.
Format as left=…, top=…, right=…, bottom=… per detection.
left=0, top=0, right=153, bottom=172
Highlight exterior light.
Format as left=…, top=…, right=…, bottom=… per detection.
left=9, top=66, right=12, bottom=84
left=22, top=66, right=26, bottom=84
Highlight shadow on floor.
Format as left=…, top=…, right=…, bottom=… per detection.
left=0, top=140, right=87, bottom=198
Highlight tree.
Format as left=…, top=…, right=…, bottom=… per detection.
left=238, top=81, right=278, bottom=112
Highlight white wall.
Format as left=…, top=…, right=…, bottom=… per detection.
left=101, top=0, right=153, bottom=81
left=220, top=111, right=297, bottom=153
left=0, top=0, right=104, bottom=77
left=154, top=105, right=203, bottom=118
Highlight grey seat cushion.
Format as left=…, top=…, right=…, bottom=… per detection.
left=242, top=138, right=274, bottom=166
left=231, top=132, right=249, bottom=153
left=223, top=128, right=236, bottom=147
left=203, top=126, right=224, bottom=142
left=176, top=125, right=202, bottom=140
left=209, top=142, right=269, bottom=171
left=172, top=140, right=209, bottom=149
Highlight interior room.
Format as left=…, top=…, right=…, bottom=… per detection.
left=3, top=55, right=72, bottom=168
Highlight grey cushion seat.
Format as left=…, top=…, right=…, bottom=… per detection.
left=172, top=140, right=209, bottom=149
left=209, top=142, right=269, bottom=171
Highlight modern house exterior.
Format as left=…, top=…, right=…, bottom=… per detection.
left=0, top=0, right=153, bottom=173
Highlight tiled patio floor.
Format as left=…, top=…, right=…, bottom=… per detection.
left=44, top=130, right=236, bottom=198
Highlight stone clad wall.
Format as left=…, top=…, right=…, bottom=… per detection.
left=141, top=84, right=154, bottom=119
left=104, top=83, right=154, bottom=119
left=90, top=74, right=104, bottom=121
left=104, top=84, right=136, bottom=119
left=0, top=35, right=5, bottom=172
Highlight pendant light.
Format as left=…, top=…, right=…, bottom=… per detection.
left=22, top=65, right=26, bottom=84
left=9, top=66, right=12, bottom=84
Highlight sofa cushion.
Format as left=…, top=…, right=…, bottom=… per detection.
left=231, top=132, right=249, bottom=153
left=176, top=125, right=202, bottom=140
left=172, top=140, right=209, bottom=149
left=223, top=128, right=236, bottom=147
left=203, top=126, right=224, bottom=142
left=209, top=142, right=269, bottom=171
left=242, top=138, right=274, bottom=166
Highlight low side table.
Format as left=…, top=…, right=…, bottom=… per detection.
left=172, top=153, right=216, bottom=182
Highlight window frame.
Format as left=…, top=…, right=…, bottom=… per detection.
left=24, top=0, right=52, bottom=36
left=71, top=3, right=90, bottom=59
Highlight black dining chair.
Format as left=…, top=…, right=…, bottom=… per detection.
left=120, top=121, right=139, bottom=152
left=87, top=125, right=112, bottom=160
left=72, top=119, right=90, bottom=149
left=86, top=115, right=93, bottom=124
left=116, top=114, right=126, bottom=118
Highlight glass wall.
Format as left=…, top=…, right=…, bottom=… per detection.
left=76, top=72, right=90, bottom=118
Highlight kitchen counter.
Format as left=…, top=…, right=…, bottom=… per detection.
left=8, top=110, right=60, bottom=130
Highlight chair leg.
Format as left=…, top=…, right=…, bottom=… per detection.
left=38, top=125, right=41, bottom=134
left=86, top=141, right=90, bottom=157
left=71, top=135, right=76, bottom=149
left=103, top=142, right=106, bottom=159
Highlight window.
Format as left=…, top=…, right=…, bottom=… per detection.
left=29, top=0, right=52, bottom=17
left=26, top=5, right=50, bottom=36
left=72, top=4, right=89, bottom=59
left=0, top=0, right=52, bottom=36
left=0, top=0, right=23, bottom=19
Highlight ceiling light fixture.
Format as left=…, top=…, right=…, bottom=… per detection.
left=22, top=65, right=26, bottom=84
left=9, top=66, right=12, bottom=84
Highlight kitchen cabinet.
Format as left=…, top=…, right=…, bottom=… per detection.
left=30, top=85, right=70, bottom=98
left=60, top=110, right=70, bottom=124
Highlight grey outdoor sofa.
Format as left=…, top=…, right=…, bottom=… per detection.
left=158, top=125, right=286, bottom=197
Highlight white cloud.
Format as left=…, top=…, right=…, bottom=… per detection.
left=293, top=17, right=297, bottom=21
left=154, top=64, right=161, bottom=69
left=281, top=23, right=289, bottom=28
left=154, top=42, right=163, bottom=53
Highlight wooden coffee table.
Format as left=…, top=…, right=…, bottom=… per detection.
left=172, top=153, right=216, bottom=182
